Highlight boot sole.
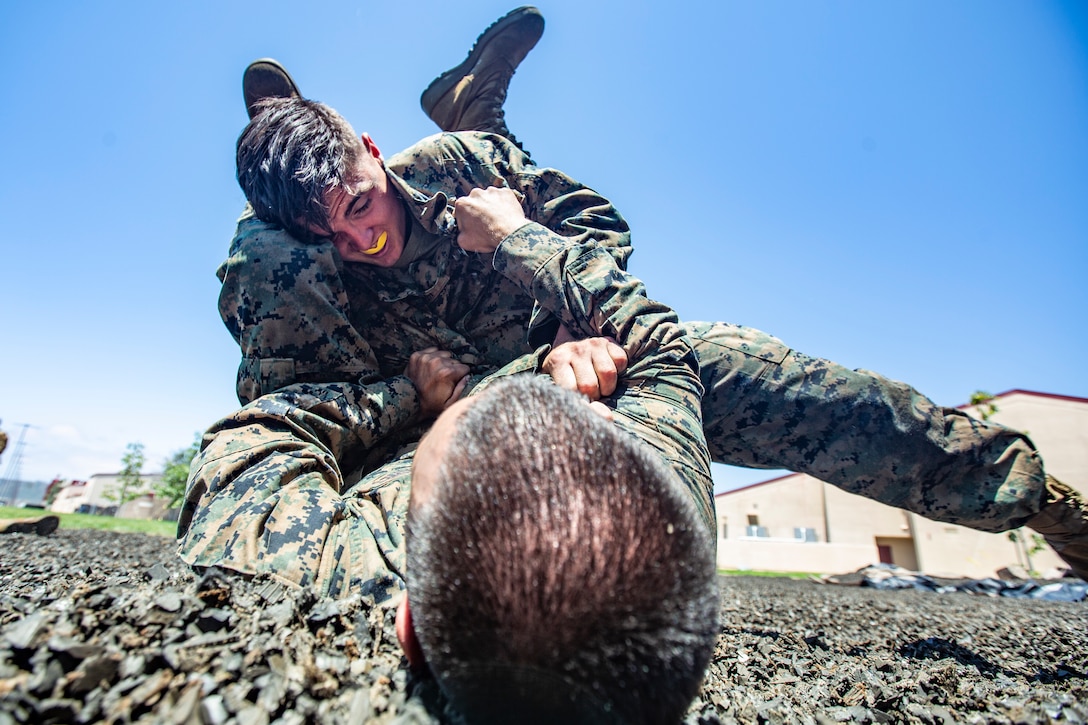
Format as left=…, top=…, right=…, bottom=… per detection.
left=421, top=6, right=544, bottom=114
left=244, top=58, right=302, bottom=118
left=2, top=515, right=60, bottom=536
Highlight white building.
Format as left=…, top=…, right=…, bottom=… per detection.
left=50, top=472, right=167, bottom=519
left=714, top=390, right=1088, bottom=578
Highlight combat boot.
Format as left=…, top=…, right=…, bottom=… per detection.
left=420, top=6, right=545, bottom=148
left=1026, top=477, right=1088, bottom=581
left=0, top=515, right=59, bottom=536
left=243, top=58, right=301, bottom=119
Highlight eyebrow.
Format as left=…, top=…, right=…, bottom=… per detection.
left=344, top=191, right=369, bottom=218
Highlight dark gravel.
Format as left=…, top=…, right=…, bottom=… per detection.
left=1, top=529, right=1085, bottom=724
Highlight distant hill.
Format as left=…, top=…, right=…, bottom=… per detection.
left=0, top=479, right=49, bottom=507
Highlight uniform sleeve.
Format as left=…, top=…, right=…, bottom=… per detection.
left=399, top=132, right=634, bottom=346
left=492, top=225, right=717, bottom=536
left=395, top=132, right=633, bottom=268
left=176, top=378, right=422, bottom=594
left=492, top=224, right=687, bottom=378
left=503, top=148, right=632, bottom=270
left=219, top=210, right=389, bottom=404
left=479, top=133, right=634, bottom=337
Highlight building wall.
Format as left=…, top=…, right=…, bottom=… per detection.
left=875, top=536, right=918, bottom=571
left=714, top=474, right=826, bottom=542
left=824, top=483, right=912, bottom=544
left=51, top=480, right=96, bottom=514
left=715, top=390, right=1083, bottom=578
left=50, top=473, right=166, bottom=519
left=909, top=515, right=1062, bottom=579
left=967, top=391, right=1088, bottom=493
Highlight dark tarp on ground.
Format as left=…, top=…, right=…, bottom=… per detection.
left=824, top=563, right=1088, bottom=602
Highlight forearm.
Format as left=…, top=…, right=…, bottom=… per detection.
left=493, top=223, right=694, bottom=380
left=515, top=165, right=632, bottom=267
left=492, top=223, right=714, bottom=531
left=429, top=131, right=634, bottom=262
left=178, top=378, right=421, bottom=538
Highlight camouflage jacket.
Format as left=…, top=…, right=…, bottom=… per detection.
left=178, top=211, right=711, bottom=601
left=219, top=131, right=631, bottom=408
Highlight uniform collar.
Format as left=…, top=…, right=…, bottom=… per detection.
left=341, top=169, right=460, bottom=302
left=386, top=168, right=456, bottom=238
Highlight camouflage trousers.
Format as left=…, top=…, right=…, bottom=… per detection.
left=180, top=322, right=1046, bottom=599
left=180, top=442, right=415, bottom=603
left=687, top=321, right=1046, bottom=532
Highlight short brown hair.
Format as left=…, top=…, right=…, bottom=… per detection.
left=407, top=375, right=719, bottom=723
left=235, top=97, right=362, bottom=242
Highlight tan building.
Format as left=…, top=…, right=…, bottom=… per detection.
left=714, top=390, right=1088, bottom=578
left=50, top=472, right=167, bottom=519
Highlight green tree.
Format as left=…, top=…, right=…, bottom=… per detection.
left=1007, top=529, right=1049, bottom=577
left=970, top=390, right=998, bottom=421
left=104, top=442, right=147, bottom=515
left=156, top=434, right=201, bottom=515
left=44, top=478, right=67, bottom=506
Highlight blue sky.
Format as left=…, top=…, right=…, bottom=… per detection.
left=1, top=1, right=1085, bottom=493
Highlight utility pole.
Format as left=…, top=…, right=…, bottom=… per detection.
left=821, top=479, right=832, bottom=543
left=1, top=424, right=33, bottom=505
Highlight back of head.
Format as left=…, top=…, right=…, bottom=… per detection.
left=235, top=96, right=361, bottom=241
left=407, top=376, right=719, bottom=724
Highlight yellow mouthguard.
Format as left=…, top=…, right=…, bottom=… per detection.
left=364, top=231, right=388, bottom=255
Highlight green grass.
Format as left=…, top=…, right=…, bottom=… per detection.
left=0, top=506, right=177, bottom=537
left=718, top=569, right=817, bottom=579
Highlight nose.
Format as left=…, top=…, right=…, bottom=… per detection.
left=334, top=225, right=373, bottom=251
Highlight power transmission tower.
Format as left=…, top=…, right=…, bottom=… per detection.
left=1, top=423, right=34, bottom=504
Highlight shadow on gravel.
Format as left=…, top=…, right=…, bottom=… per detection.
left=899, top=636, right=1002, bottom=675
left=899, top=636, right=1087, bottom=684
left=1029, top=665, right=1088, bottom=685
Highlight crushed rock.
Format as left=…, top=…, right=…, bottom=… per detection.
left=1, top=530, right=1085, bottom=724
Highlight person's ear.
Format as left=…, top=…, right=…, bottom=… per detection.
left=395, top=594, right=426, bottom=671
left=360, top=132, right=383, bottom=160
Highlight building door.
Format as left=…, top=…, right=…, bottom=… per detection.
left=875, top=536, right=918, bottom=570
left=877, top=544, right=893, bottom=564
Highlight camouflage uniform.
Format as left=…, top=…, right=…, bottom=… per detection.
left=178, top=217, right=711, bottom=602
left=687, top=321, right=1044, bottom=531
left=186, top=131, right=1049, bottom=597
left=221, top=131, right=629, bottom=406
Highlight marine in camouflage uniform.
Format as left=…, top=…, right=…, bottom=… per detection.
left=180, top=9, right=1085, bottom=591
left=178, top=199, right=712, bottom=602
left=211, top=123, right=1050, bottom=529
left=181, top=122, right=1062, bottom=596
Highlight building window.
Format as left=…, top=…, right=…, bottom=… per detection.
left=744, top=514, right=767, bottom=537
left=794, top=527, right=818, bottom=543
left=720, top=518, right=728, bottom=540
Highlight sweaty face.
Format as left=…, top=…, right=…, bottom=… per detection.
left=322, top=135, right=408, bottom=267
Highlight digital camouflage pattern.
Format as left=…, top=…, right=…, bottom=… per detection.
left=494, top=224, right=1047, bottom=531
left=178, top=218, right=712, bottom=602
left=684, top=321, right=1047, bottom=532
left=219, top=131, right=630, bottom=405
left=183, top=129, right=1052, bottom=600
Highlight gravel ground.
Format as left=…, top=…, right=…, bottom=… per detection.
left=1, top=529, right=1085, bottom=724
